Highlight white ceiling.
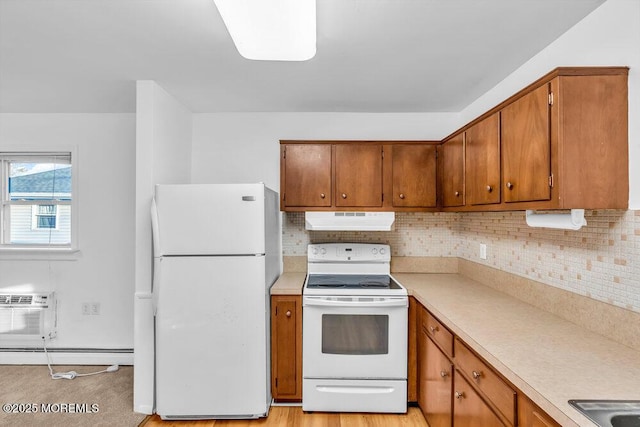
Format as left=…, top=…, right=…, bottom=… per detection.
left=0, top=0, right=605, bottom=113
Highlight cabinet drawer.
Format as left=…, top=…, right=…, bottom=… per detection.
left=454, top=338, right=515, bottom=426
left=421, top=309, right=453, bottom=358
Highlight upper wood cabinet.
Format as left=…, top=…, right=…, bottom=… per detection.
left=501, top=83, right=552, bottom=203
left=392, top=144, right=437, bottom=208
left=465, top=112, right=501, bottom=205
left=280, top=141, right=439, bottom=211
left=549, top=72, right=628, bottom=209
left=501, top=70, right=629, bottom=208
left=438, top=133, right=465, bottom=207
left=441, top=67, right=628, bottom=211
left=281, top=69, right=628, bottom=213
left=280, top=144, right=332, bottom=208
left=335, top=144, right=383, bottom=208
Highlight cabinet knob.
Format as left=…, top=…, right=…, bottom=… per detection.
left=506, top=182, right=514, bottom=190
left=320, top=193, right=326, bottom=199
left=472, top=370, right=482, bottom=380
left=454, top=191, right=460, bottom=197
left=399, top=193, right=405, bottom=199
left=454, top=391, right=465, bottom=400
left=486, top=185, right=493, bottom=192
left=285, top=310, right=292, bottom=318
left=440, top=370, right=449, bottom=378
left=341, top=193, right=347, bottom=199
left=429, top=325, right=439, bottom=334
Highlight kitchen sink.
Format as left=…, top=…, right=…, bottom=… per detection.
left=569, top=400, right=640, bottom=427
left=611, top=414, right=640, bottom=427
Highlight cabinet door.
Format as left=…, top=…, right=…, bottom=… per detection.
left=392, top=144, right=437, bottom=207
left=518, top=394, right=561, bottom=427
left=281, top=144, right=332, bottom=208
left=501, top=84, right=551, bottom=203
left=335, top=144, right=383, bottom=207
left=439, top=134, right=465, bottom=207
left=271, top=295, right=302, bottom=401
left=453, top=374, right=505, bottom=427
left=465, top=113, right=501, bottom=205
left=419, top=330, right=453, bottom=427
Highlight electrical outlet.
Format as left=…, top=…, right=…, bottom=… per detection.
left=479, top=243, right=487, bottom=260
left=82, top=303, right=91, bottom=315
left=90, top=302, right=100, bottom=315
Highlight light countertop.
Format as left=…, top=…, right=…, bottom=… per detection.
left=269, top=271, right=640, bottom=426
left=395, top=273, right=640, bottom=427
left=270, top=272, right=305, bottom=295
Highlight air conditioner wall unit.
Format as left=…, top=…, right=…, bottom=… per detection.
left=0, top=292, right=57, bottom=343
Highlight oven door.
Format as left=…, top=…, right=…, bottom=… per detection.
left=302, top=295, right=408, bottom=380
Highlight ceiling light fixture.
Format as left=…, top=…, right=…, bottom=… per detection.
left=213, top=0, right=316, bottom=61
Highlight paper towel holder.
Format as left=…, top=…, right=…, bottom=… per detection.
left=525, top=209, right=586, bottom=231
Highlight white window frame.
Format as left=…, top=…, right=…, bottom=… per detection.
left=31, top=204, right=60, bottom=230
left=0, top=148, right=78, bottom=255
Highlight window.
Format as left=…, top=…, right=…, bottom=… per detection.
left=1, top=152, right=73, bottom=248
left=33, top=205, right=58, bottom=229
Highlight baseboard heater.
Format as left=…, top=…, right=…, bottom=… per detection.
left=0, top=348, right=134, bottom=353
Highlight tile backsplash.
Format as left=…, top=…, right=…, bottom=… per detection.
left=282, top=210, right=640, bottom=313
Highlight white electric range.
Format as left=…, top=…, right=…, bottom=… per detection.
left=302, top=243, right=408, bottom=413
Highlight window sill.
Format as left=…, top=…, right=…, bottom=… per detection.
left=0, top=247, right=81, bottom=261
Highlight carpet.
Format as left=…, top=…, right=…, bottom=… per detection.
left=0, top=365, right=147, bottom=427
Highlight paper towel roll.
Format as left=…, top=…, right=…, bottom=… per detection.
left=525, top=209, right=586, bottom=231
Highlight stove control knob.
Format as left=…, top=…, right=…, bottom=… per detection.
left=320, top=248, right=327, bottom=255
left=371, top=248, right=378, bottom=255
left=379, top=248, right=386, bottom=255
left=312, top=247, right=318, bottom=255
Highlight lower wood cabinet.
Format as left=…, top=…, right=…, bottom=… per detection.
left=518, top=394, right=561, bottom=427
left=453, top=374, right=506, bottom=427
left=270, top=295, right=302, bottom=401
left=419, top=326, right=453, bottom=427
left=416, top=302, right=558, bottom=427
left=454, top=338, right=516, bottom=425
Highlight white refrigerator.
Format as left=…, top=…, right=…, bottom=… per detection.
left=150, top=183, right=280, bottom=420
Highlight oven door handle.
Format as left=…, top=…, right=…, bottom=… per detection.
left=303, top=296, right=408, bottom=308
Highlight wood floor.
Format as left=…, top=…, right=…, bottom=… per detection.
left=140, top=406, right=429, bottom=427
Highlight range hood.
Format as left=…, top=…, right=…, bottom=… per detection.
left=305, top=212, right=395, bottom=231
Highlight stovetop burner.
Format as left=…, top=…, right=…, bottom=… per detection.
left=303, top=243, right=407, bottom=296
left=306, top=274, right=402, bottom=290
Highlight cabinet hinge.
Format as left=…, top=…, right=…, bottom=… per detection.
left=275, top=306, right=278, bottom=315
left=381, top=149, right=384, bottom=159
left=548, top=174, right=554, bottom=188
left=275, top=378, right=278, bottom=388
left=548, top=92, right=554, bottom=106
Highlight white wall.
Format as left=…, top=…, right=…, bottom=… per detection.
left=134, top=80, right=192, bottom=414
left=458, top=0, right=640, bottom=207
left=191, top=2, right=640, bottom=201
left=0, top=113, right=136, bottom=353
left=191, top=113, right=458, bottom=187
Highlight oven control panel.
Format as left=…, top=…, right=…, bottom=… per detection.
left=308, top=243, right=391, bottom=263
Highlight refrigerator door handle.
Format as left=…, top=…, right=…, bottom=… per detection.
left=135, top=291, right=155, bottom=314
left=150, top=198, right=160, bottom=257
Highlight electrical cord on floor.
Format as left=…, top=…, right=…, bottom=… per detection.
left=42, top=337, right=119, bottom=380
